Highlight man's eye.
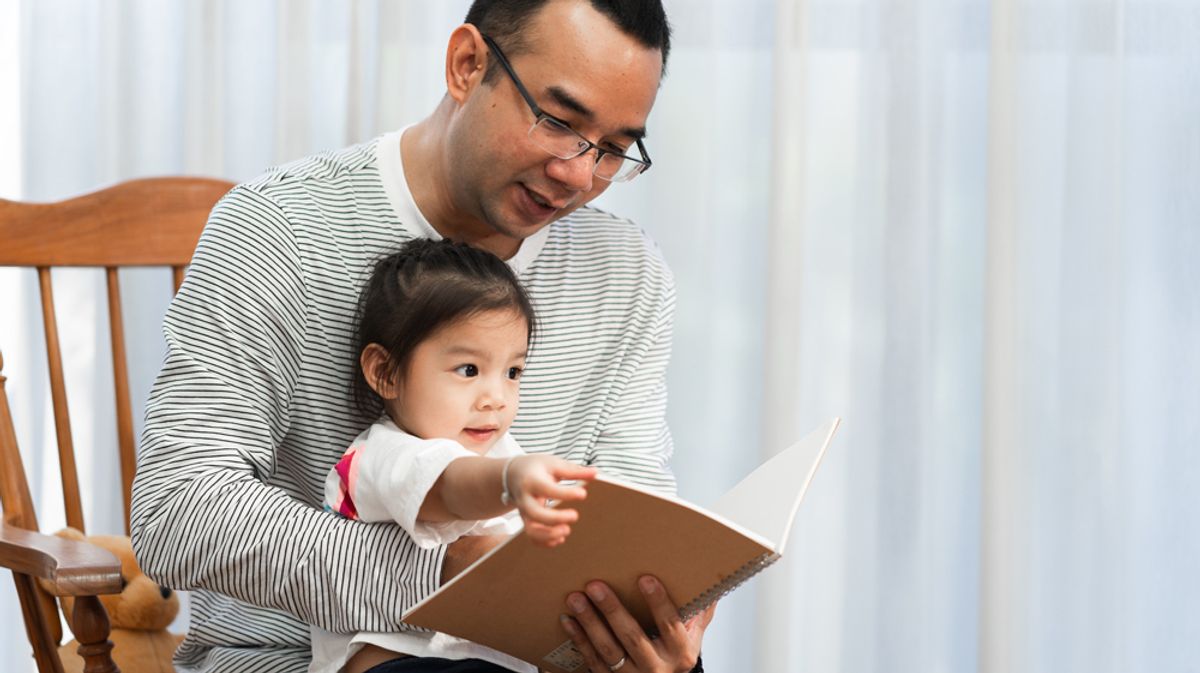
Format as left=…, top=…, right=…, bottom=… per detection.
left=542, top=118, right=581, bottom=140
left=455, top=364, right=479, bottom=377
left=507, top=367, right=523, bottom=380
left=543, top=117, right=572, bottom=132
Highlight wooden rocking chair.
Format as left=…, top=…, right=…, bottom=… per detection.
left=0, top=177, right=234, bottom=673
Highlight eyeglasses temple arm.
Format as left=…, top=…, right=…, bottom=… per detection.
left=480, top=34, right=546, bottom=119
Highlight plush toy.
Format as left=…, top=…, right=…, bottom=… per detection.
left=46, top=527, right=183, bottom=673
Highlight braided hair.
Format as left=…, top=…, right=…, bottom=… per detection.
left=351, top=238, right=536, bottom=418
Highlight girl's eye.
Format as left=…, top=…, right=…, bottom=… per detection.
left=508, top=367, right=523, bottom=380
left=455, top=364, right=479, bottom=377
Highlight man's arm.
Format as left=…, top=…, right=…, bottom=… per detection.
left=130, top=187, right=444, bottom=633
left=588, top=238, right=678, bottom=495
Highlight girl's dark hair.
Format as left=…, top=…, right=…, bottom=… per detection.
left=352, top=238, right=536, bottom=418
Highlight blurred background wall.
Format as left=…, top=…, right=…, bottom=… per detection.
left=1, top=1, right=1196, bottom=671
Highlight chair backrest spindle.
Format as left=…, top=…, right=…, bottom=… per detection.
left=106, top=267, right=137, bottom=535
left=36, top=267, right=86, bottom=534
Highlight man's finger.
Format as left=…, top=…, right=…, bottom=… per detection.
left=559, top=614, right=615, bottom=673
left=685, top=602, right=718, bottom=631
left=581, top=581, right=658, bottom=667
left=638, top=575, right=688, bottom=645
left=565, top=589, right=635, bottom=671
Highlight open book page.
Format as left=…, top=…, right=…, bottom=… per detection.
left=709, top=418, right=839, bottom=552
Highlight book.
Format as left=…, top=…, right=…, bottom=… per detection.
left=402, top=418, right=841, bottom=672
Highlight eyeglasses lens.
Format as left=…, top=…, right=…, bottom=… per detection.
left=528, top=117, right=645, bottom=183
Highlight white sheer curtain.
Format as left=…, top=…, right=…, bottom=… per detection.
left=2, top=1, right=1197, bottom=672
left=763, top=1, right=1199, bottom=672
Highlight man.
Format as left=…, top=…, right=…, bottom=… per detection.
left=131, top=1, right=713, bottom=672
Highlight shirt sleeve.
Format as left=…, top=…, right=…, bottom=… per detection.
left=424, top=512, right=523, bottom=542
left=588, top=235, right=679, bottom=496
left=130, top=186, right=445, bottom=634
left=324, top=425, right=497, bottom=549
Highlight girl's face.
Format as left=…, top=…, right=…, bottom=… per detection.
left=388, top=308, right=529, bottom=454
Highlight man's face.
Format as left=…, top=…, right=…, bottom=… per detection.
left=447, top=1, right=663, bottom=244
left=388, top=308, right=528, bottom=454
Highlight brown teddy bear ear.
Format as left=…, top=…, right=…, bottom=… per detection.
left=55, top=527, right=86, bottom=542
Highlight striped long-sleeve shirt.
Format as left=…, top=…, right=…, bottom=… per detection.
left=130, top=131, right=677, bottom=673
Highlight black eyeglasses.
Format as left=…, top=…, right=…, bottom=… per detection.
left=480, top=33, right=652, bottom=183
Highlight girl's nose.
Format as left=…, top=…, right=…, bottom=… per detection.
left=476, top=382, right=507, bottom=410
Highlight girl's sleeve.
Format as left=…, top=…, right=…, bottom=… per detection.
left=323, top=427, right=494, bottom=549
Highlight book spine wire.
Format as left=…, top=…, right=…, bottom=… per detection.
left=678, top=551, right=782, bottom=622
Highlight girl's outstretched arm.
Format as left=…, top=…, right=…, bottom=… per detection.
left=423, top=455, right=596, bottom=546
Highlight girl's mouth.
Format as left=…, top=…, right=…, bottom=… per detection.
left=463, top=427, right=498, bottom=443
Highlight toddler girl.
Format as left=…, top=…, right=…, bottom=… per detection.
left=309, top=238, right=595, bottom=673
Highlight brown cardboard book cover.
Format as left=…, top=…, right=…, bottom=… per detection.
left=402, top=418, right=840, bottom=672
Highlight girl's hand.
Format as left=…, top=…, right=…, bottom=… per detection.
left=505, top=455, right=596, bottom=546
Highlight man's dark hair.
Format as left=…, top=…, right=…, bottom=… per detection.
left=465, top=0, right=672, bottom=83
left=352, top=238, right=537, bottom=418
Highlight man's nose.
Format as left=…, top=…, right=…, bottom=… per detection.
left=546, top=151, right=595, bottom=193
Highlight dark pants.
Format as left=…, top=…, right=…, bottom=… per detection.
left=366, top=653, right=704, bottom=672
left=365, top=657, right=516, bottom=673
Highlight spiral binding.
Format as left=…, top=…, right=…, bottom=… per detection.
left=678, top=551, right=781, bottom=622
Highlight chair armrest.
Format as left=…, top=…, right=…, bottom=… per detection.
left=0, top=522, right=122, bottom=596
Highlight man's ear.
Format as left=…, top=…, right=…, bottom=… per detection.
left=445, top=23, right=488, bottom=104
left=360, top=344, right=400, bottom=400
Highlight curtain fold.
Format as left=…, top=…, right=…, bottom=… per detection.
left=981, top=0, right=1022, bottom=670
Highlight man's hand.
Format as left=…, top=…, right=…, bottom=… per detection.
left=440, top=534, right=506, bottom=584
left=560, top=576, right=715, bottom=673
left=506, top=455, right=596, bottom=547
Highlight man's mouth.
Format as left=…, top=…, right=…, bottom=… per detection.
left=527, top=188, right=554, bottom=208
left=519, top=184, right=568, bottom=219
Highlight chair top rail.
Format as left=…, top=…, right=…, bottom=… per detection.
left=0, top=176, right=233, bottom=267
